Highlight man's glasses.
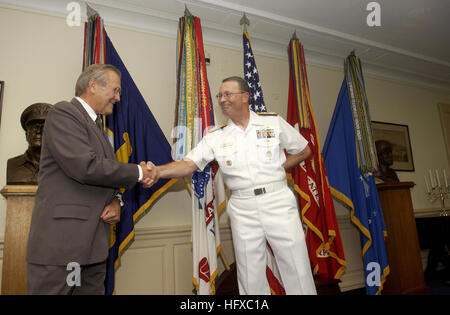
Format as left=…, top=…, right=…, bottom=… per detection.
left=113, top=87, right=121, bottom=96
left=215, top=91, right=245, bottom=100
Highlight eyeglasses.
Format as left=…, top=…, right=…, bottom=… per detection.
left=215, top=91, right=245, bottom=100
left=113, top=87, right=121, bottom=96
left=95, top=79, right=121, bottom=95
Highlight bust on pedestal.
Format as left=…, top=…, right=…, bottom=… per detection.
left=1, top=103, right=51, bottom=294
left=6, top=103, right=51, bottom=185
left=375, top=140, right=399, bottom=183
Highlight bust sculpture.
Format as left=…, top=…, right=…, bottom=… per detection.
left=375, top=140, right=400, bottom=183
left=6, top=103, right=52, bottom=185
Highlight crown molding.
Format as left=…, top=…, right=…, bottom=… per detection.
left=1, top=0, right=449, bottom=93
left=186, top=0, right=450, bottom=68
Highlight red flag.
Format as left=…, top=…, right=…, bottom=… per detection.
left=286, top=39, right=346, bottom=280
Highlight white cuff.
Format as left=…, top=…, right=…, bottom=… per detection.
left=115, top=193, right=125, bottom=207
left=137, top=165, right=143, bottom=181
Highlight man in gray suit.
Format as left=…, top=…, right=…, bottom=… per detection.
left=26, top=64, right=157, bottom=294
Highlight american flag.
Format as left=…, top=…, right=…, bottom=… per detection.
left=243, top=29, right=285, bottom=295
left=243, top=30, right=266, bottom=113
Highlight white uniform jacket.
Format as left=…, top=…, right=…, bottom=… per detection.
left=185, top=110, right=308, bottom=191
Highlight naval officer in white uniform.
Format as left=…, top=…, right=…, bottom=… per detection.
left=151, top=76, right=316, bottom=295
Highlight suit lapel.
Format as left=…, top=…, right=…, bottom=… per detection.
left=70, top=98, right=116, bottom=159
left=101, top=127, right=116, bottom=158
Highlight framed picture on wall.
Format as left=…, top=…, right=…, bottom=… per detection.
left=0, top=81, right=4, bottom=129
left=372, top=121, right=415, bottom=171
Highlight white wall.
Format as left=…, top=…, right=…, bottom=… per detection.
left=1, top=7, right=449, bottom=293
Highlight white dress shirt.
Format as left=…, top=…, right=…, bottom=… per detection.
left=75, top=97, right=143, bottom=181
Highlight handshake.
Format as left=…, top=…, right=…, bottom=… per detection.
left=139, top=161, right=160, bottom=188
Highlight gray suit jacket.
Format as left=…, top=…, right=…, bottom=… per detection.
left=26, top=98, right=139, bottom=266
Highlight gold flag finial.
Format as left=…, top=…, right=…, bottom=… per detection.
left=86, top=2, right=99, bottom=19
left=240, top=12, right=250, bottom=31
left=184, top=5, right=192, bottom=17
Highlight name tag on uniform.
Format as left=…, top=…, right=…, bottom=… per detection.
left=256, top=128, right=275, bottom=139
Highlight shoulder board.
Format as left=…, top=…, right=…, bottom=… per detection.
left=208, top=123, right=228, bottom=133
left=256, top=112, right=278, bottom=116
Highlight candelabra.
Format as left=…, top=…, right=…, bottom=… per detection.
left=426, top=186, right=450, bottom=216
left=425, top=169, right=449, bottom=216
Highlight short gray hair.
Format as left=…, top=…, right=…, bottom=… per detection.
left=75, top=64, right=121, bottom=96
left=222, top=76, right=250, bottom=93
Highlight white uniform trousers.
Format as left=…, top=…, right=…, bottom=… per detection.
left=228, top=183, right=317, bottom=295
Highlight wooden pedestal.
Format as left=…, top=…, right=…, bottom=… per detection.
left=0, top=185, right=37, bottom=295
left=376, top=182, right=429, bottom=294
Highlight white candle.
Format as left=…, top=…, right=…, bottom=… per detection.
left=444, top=169, right=448, bottom=188
left=429, top=169, right=435, bottom=187
left=436, top=169, right=441, bottom=187
left=424, top=174, right=430, bottom=192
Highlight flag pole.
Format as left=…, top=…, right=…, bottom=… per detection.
left=220, top=247, right=230, bottom=271
left=183, top=177, right=192, bottom=196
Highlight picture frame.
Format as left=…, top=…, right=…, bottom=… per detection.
left=372, top=121, right=415, bottom=171
left=0, top=81, right=4, bottom=129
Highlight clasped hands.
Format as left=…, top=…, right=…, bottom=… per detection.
left=139, top=161, right=160, bottom=189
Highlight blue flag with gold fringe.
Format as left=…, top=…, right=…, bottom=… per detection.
left=82, top=11, right=177, bottom=295
left=104, top=33, right=177, bottom=295
left=322, top=54, right=389, bottom=295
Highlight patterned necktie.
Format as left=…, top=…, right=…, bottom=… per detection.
left=95, top=115, right=103, bottom=131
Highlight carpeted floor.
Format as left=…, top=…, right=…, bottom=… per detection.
left=425, top=269, right=450, bottom=295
